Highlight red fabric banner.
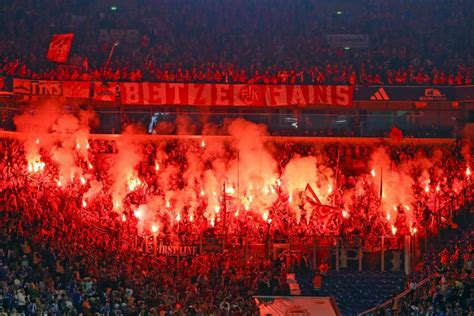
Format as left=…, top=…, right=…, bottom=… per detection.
left=47, top=33, right=74, bottom=63
left=62, top=81, right=90, bottom=98
left=119, top=83, right=353, bottom=107
left=93, top=82, right=117, bottom=102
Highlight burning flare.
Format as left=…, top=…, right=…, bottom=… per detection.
left=28, top=160, right=46, bottom=173
left=391, top=225, right=397, bottom=235
left=127, top=177, right=142, bottom=191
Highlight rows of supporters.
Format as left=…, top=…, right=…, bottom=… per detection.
left=373, top=232, right=474, bottom=315
left=0, top=135, right=472, bottom=314
left=0, top=0, right=473, bottom=85
left=0, top=137, right=472, bottom=244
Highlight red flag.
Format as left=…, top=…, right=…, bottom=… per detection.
left=305, top=184, right=321, bottom=205
left=389, top=126, right=403, bottom=140
left=47, top=33, right=74, bottom=63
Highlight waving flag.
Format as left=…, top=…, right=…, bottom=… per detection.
left=305, top=183, right=321, bottom=205
left=47, top=33, right=74, bottom=63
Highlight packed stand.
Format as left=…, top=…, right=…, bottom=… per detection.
left=0, top=136, right=472, bottom=247
left=370, top=228, right=473, bottom=315
left=0, top=134, right=472, bottom=314
left=0, top=0, right=473, bottom=85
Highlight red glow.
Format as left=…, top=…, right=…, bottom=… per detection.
left=391, top=225, right=397, bottom=235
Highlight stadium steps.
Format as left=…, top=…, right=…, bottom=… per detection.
left=295, top=270, right=405, bottom=315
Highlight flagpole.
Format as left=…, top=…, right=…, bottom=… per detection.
left=222, top=182, right=227, bottom=252
left=334, top=145, right=341, bottom=207
left=102, top=41, right=119, bottom=80
left=379, top=167, right=383, bottom=199
left=238, top=149, right=240, bottom=196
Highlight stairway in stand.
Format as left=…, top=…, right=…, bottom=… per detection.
left=286, top=273, right=302, bottom=295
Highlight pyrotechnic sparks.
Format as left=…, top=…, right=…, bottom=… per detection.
left=391, top=225, right=397, bottom=235
left=371, top=169, right=376, bottom=177
left=225, top=186, right=235, bottom=195
left=133, top=209, right=143, bottom=220
left=82, top=200, right=87, bottom=208
left=28, top=160, right=45, bottom=173
left=35, top=139, right=39, bottom=145
left=10, top=108, right=472, bottom=242
left=151, top=224, right=158, bottom=233
left=127, top=177, right=142, bottom=191
left=122, top=214, right=126, bottom=222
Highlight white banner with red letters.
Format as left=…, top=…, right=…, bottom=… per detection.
left=10, top=79, right=353, bottom=106
left=119, top=83, right=353, bottom=107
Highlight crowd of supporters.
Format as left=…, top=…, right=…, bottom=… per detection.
left=0, top=133, right=472, bottom=314
left=0, top=0, right=473, bottom=85
left=372, top=233, right=474, bottom=315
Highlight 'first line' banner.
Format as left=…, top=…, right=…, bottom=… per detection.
left=119, top=83, right=353, bottom=107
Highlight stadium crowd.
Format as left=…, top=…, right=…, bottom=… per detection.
left=0, top=133, right=472, bottom=314
left=0, top=0, right=473, bottom=85
left=372, top=233, right=474, bottom=315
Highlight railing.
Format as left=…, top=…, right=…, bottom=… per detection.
left=357, top=202, right=473, bottom=315
left=357, top=274, right=434, bottom=316
left=0, top=130, right=456, bottom=145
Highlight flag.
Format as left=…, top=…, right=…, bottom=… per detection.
left=47, top=33, right=74, bottom=63
left=379, top=168, right=383, bottom=199
left=389, top=126, right=403, bottom=140
left=305, top=184, right=321, bottom=205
